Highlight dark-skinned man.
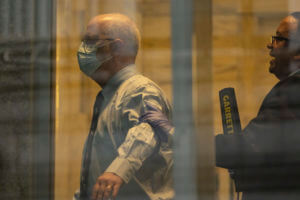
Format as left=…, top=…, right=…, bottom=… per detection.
left=74, top=13, right=174, bottom=200
left=141, top=12, right=300, bottom=200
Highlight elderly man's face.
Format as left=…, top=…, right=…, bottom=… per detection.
left=84, top=20, right=113, bottom=61
left=267, top=16, right=299, bottom=80
left=81, top=18, right=116, bottom=82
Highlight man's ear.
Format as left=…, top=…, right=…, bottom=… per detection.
left=110, top=39, right=124, bottom=56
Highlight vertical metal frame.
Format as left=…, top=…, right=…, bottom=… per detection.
left=0, top=0, right=55, bottom=199
left=171, top=0, right=197, bottom=199
left=171, top=0, right=214, bottom=199
left=32, top=0, right=56, bottom=199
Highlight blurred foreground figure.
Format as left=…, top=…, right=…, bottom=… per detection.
left=74, top=13, right=174, bottom=200
left=142, top=12, right=300, bottom=200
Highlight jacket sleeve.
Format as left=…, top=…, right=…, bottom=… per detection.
left=216, top=77, right=300, bottom=169
left=105, top=87, right=171, bottom=183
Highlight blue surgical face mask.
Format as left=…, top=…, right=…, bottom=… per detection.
left=77, top=41, right=113, bottom=76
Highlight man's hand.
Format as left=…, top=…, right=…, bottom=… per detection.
left=91, top=172, right=124, bottom=200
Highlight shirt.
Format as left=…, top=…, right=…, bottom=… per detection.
left=81, top=65, right=174, bottom=200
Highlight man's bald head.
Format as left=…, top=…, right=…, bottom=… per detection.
left=86, top=13, right=140, bottom=58
left=267, top=12, right=300, bottom=80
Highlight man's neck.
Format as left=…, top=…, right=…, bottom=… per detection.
left=93, top=60, right=135, bottom=87
left=277, top=62, right=300, bottom=81
left=288, top=61, right=300, bottom=77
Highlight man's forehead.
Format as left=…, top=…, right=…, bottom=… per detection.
left=83, top=14, right=131, bottom=39
left=84, top=22, right=107, bottom=39
left=277, top=16, right=298, bottom=36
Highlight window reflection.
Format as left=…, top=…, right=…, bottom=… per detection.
left=1, top=0, right=300, bottom=200
left=55, top=1, right=172, bottom=200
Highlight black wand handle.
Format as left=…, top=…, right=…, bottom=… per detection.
left=219, top=87, right=242, bottom=180
left=219, top=87, right=242, bottom=135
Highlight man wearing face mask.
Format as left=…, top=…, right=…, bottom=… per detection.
left=74, top=13, right=174, bottom=200
left=141, top=12, right=300, bottom=200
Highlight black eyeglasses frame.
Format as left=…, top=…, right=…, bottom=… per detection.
left=271, top=35, right=289, bottom=44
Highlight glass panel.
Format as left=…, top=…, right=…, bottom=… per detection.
left=0, top=0, right=54, bottom=199
left=55, top=1, right=174, bottom=199
left=2, top=0, right=300, bottom=199
left=53, top=0, right=300, bottom=200
left=213, top=1, right=300, bottom=200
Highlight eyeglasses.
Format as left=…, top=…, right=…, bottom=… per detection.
left=271, top=36, right=289, bottom=44
left=81, top=38, right=114, bottom=52
left=82, top=38, right=114, bottom=45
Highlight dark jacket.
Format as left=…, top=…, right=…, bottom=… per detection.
left=216, top=71, right=300, bottom=200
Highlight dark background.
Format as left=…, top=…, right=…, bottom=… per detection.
left=0, top=0, right=54, bottom=199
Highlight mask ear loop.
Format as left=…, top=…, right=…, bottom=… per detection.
left=83, top=39, right=115, bottom=54
left=95, top=39, right=115, bottom=49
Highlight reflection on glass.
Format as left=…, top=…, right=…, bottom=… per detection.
left=2, top=0, right=300, bottom=200
left=55, top=1, right=173, bottom=200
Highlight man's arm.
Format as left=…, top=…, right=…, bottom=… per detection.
left=105, top=122, right=158, bottom=182
left=92, top=89, right=171, bottom=199
left=92, top=118, right=158, bottom=200
left=140, top=104, right=174, bottom=143
left=216, top=78, right=300, bottom=168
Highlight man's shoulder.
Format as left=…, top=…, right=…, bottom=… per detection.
left=127, top=74, right=158, bottom=85
left=114, top=74, right=170, bottom=109
left=263, top=71, right=300, bottom=108
left=276, top=72, right=300, bottom=90
left=120, top=74, right=164, bottom=94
